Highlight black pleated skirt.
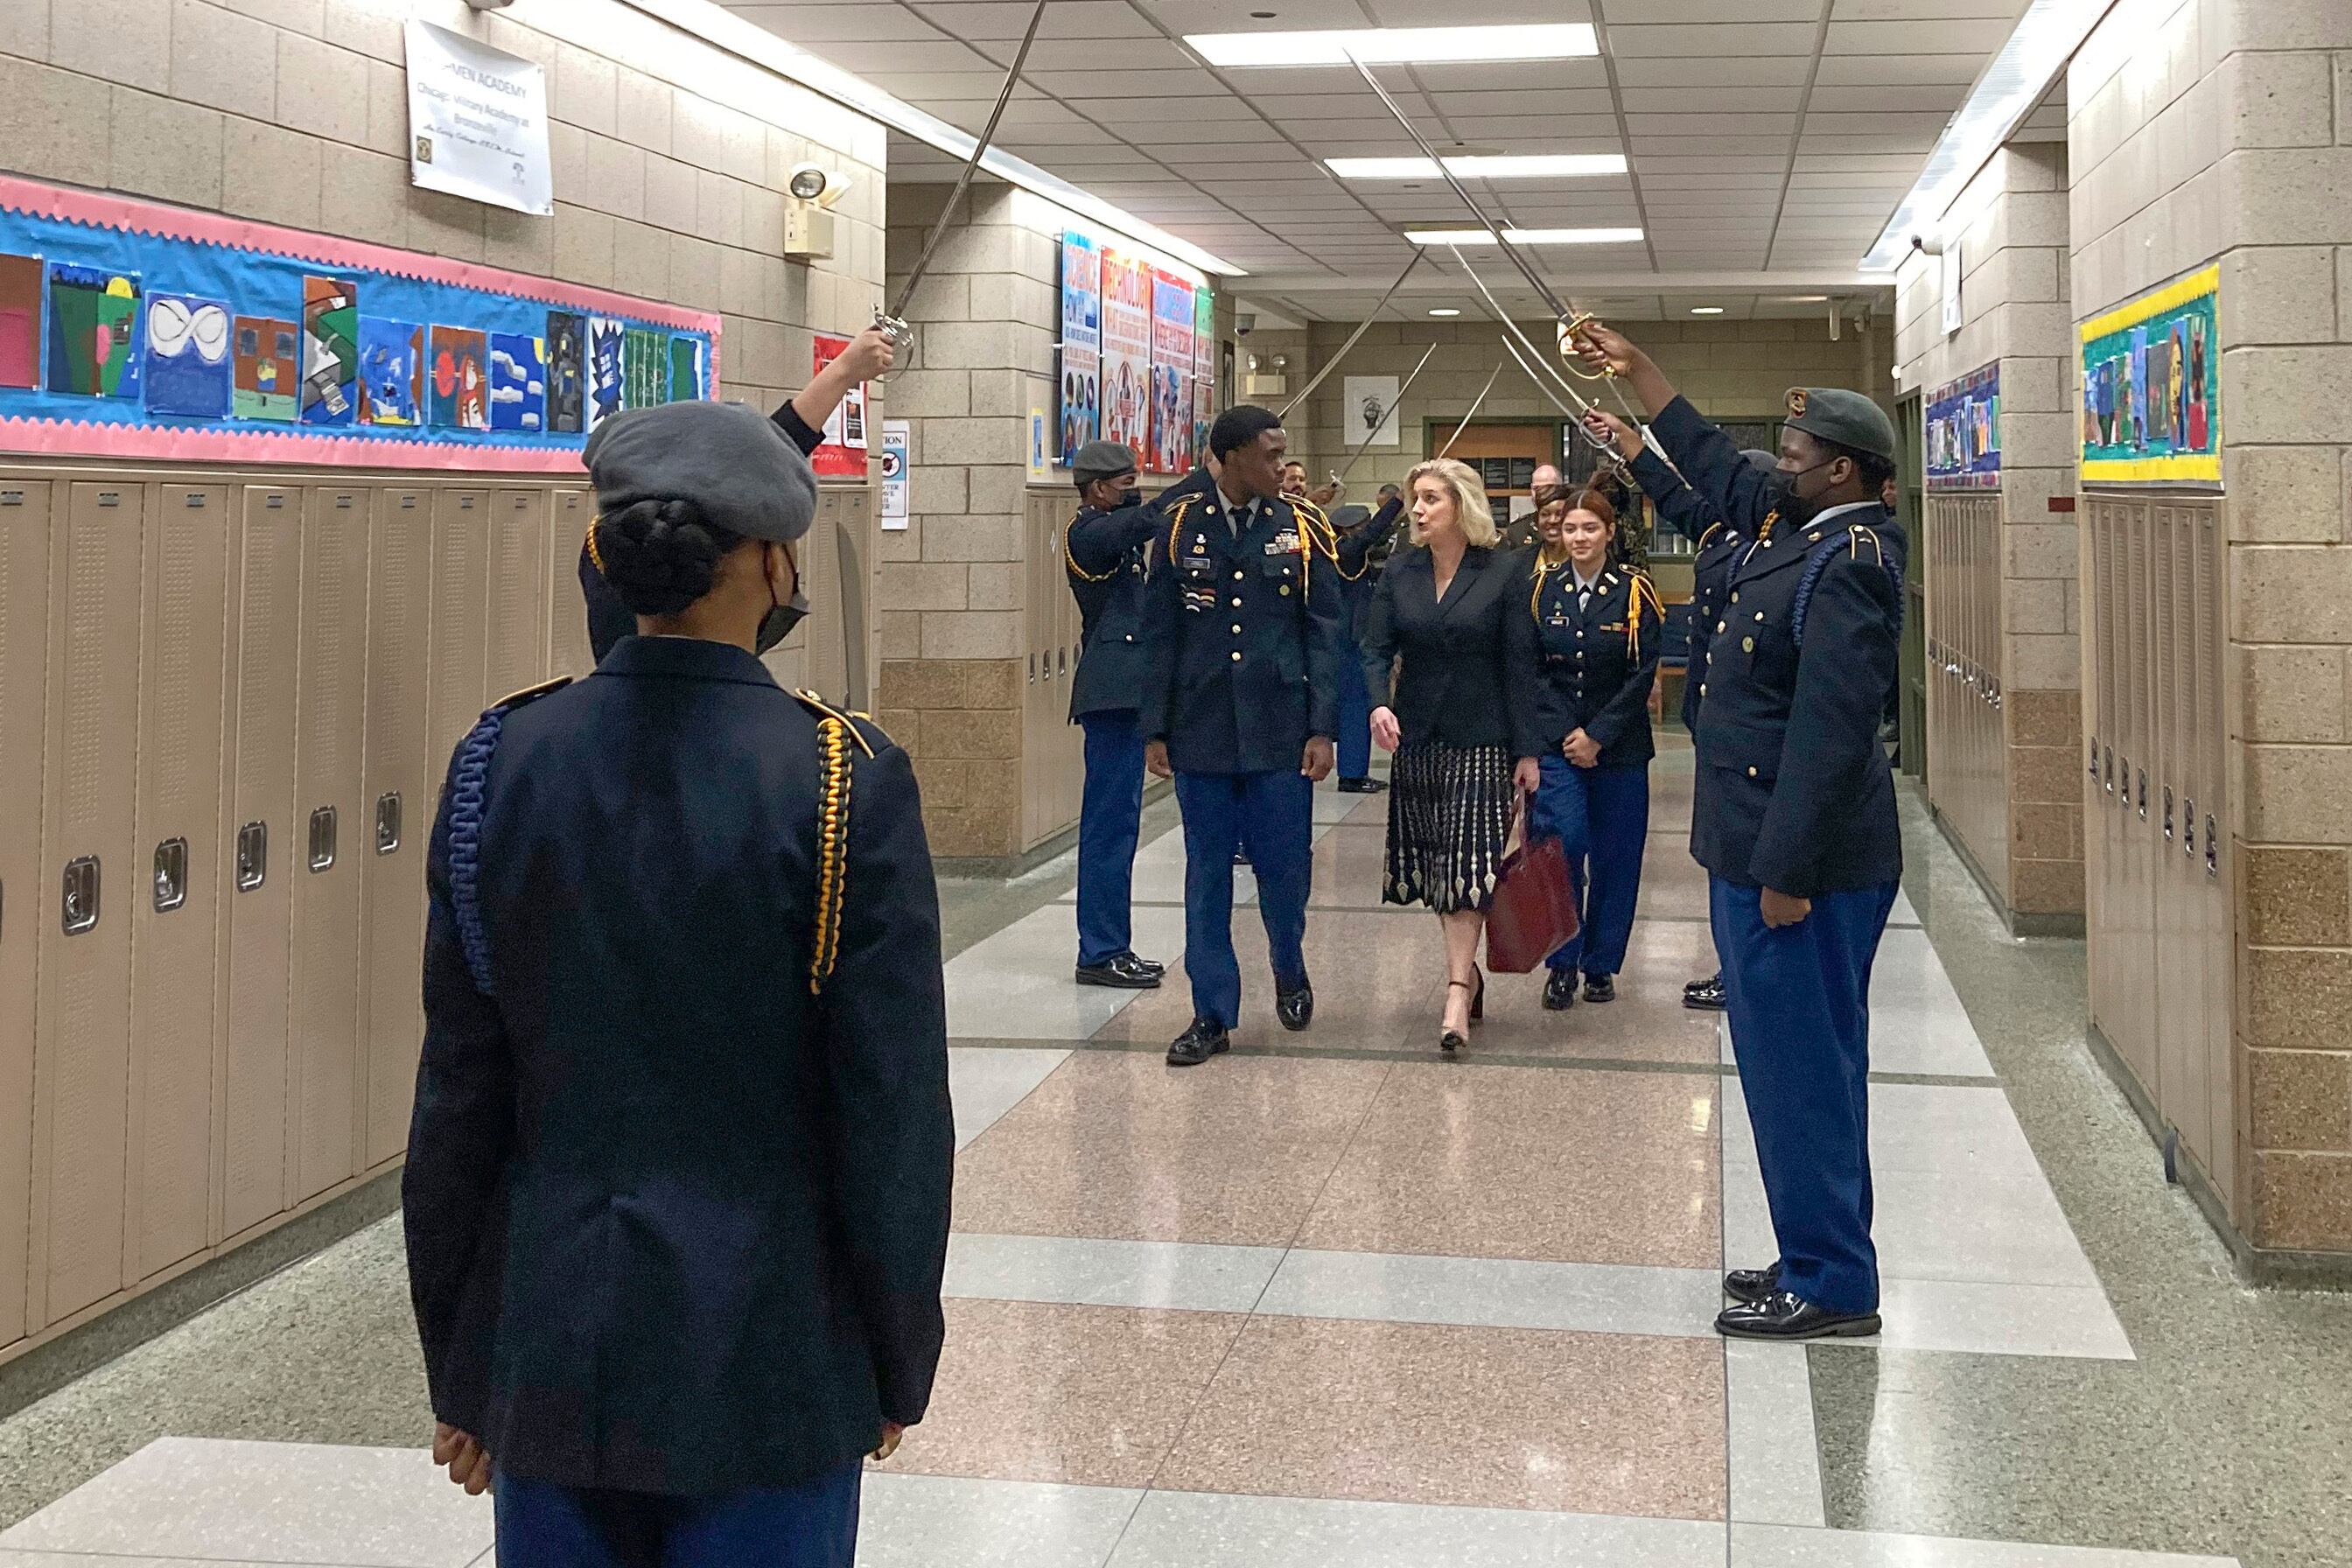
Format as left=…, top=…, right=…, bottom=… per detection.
left=1383, top=741, right=1515, bottom=914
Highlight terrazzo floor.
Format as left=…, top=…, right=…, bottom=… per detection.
left=1, top=746, right=2348, bottom=1565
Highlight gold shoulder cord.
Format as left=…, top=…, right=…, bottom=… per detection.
left=1064, top=518, right=1119, bottom=584
left=584, top=515, right=606, bottom=574
left=810, top=716, right=853, bottom=996
left=1626, top=572, right=1660, bottom=659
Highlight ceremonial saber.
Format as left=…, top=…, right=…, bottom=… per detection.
left=1277, top=252, right=1424, bottom=421
left=874, top=0, right=1049, bottom=365
left=1437, top=360, right=1508, bottom=458
left=1455, top=249, right=1617, bottom=451
left=1333, top=341, right=1440, bottom=484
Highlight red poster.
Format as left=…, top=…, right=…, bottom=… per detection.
left=810, top=331, right=869, bottom=479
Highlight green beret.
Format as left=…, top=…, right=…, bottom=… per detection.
left=1071, top=439, right=1140, bottom=483
left=1783, top=387, right=1896, bottom=463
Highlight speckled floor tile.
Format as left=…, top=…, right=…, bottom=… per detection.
left=943, top=1234, right=1283, bottom=1314
left=0, top=1438, right=489, bottom=1566
left=948, top=1051, right=1391, bottom=1246
left=1158, top=1314, right=1728, bottom=1519
left=1086, top=910, right=1446, bottom=1050
left=1733, top=1522, right=2238, bottom=1565
left=1109, top=1490, right=1727, bottom=1565
left=1295, top=1063, right=1720, bottom=1266
left=944, top=902, right=1189, bottom=1040
left=1466, top=917, right=1725, bottom=1065
left=949, top=1046, right=1071, bottom=1151
left=859, top=1473, right=1142, bottom=1568
left=893, top=1298, right=1245, bottom=1489
left=0, top=1557, right=367, bottom=1567
left=1256, top=1248, right=1723, bottom=1338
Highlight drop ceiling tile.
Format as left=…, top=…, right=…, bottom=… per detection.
left=726, top=4, right=944, bottom=44
left=1607, top=22, right=1820, bottom=56
left=1796, top=132, right=1938, bottom=154
left=1600, top=0, right=1819, bottom=18
left=1424, top=88, right=1617, bottom=116
left=1630, top=136, right=1797, bottom=158
left=863, top=69, right=1055, bottom=99
left=1793, top=152, right=1936, bottom=172
left=911, top=0, right=1158, bottom=39
left=1424, top=115, right=1624, bottom=141
left=1617, top=86, right=1807, bottom=111
left=1624, top=112, right=1800, bottom=136
left=1824, top=17, right=2016, bottom=52
left=1612, top=55, right=1814, bottom=87
left=1811, top=52, right=1984, bottom=85
left=1634, top=155, right=1791, bottom=173
left=1406, top=60, right=1613, bottom=92
left=1023, top=66, right=1229, bottom=96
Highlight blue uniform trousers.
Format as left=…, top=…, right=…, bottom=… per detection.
left=1076, top=710, right=1147, bottom=968
left=1528, top=755, right=1650, bottom=978
left=494, top=1460, right=861, bottom=1568
left=1172, top=769, right=1312, bottom=1027
left=1336, top=640, right=1373, bottom=780
left=1710, top=875, right=1899, bottom=1316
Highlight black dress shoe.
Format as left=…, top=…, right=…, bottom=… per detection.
left=1684, top=972, right=1726, bottom=1012
left=1130, top=953, right=1166, bottom=976
left=1716, top=1291, right=1881, bottom=1341
left=1582, top=974, right=1616, bottom=1004
left=1075, top=953, right=1162, bottom=990
left=1543, top=970, right=1578, bottom=1011
left=1276, top=981, right=1314, bottom=1032
left=1723, top=1263, right=1780, bottom=1305
left=1336, top=777, right=1389, bottom=794
left=1167, top=1018, right=1230, bottom=1067
left=1234, top=848, right=1252, bottom=866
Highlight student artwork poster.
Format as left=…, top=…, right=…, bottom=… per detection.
left=1098, top=248, right=1152, bottom=465
left=1059, top=233, right=1101, bottom=465
left=1924, top=362, right=1999, bottom=491
left=2078, top=264, right=2219, bottom=486
left=1149, top=270, right=1194, bottom=476
left=1192, top=287, right=1215, bottom=467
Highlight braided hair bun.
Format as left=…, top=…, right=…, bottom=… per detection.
left=592, top=498, right=746, bottom=617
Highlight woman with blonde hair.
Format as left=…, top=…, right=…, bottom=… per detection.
left=1360, top=457, right=1544, bottom=1053
left=1523, top=487, right=1663, bottom=1012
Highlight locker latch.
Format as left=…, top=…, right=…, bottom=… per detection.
left=308, top=806, right=339, bottom=872
left=375, top=793, right=402, bottom=855
left=2136, top=768, right=2148, bottom=822
left=2088, top=737, right=2099, bottom=780
left=61, top=857, right=100, bottom=934
left=2117, top=755, right=2128, bottom=807
left=2103, top=746, right=2114, bottom=794
left=153, top=838, right=188, bottom=913
left=2206, top=815, right=2218, bottom=878
left=2162, top=786, right=2174, bottom=843
left=235, top=822, right=268, bottom=891
left=2183, top=799, right=2196, bottom=858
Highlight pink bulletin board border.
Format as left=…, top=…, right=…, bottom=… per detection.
left=0, top=174, right=724, bottom=472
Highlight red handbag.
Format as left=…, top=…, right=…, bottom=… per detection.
left=1485, top=804, right=1581, bottom=974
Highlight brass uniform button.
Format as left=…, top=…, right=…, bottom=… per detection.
left=1742, top=636, right=1755, bottom=652
left=1747, top=766, right=1759, bottom=777
left=1230, top=650, right=1242, bottom=662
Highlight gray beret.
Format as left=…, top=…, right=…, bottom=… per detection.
left=584, top=401, right=818, bottom=543
left=1783, top=387, right=1897, bottom=463
left=1071, top=438, right=1140, bottom=483
left=1740, top=448, right=1778, bottom=474
left=1330, top=504, right=1372, bottom=529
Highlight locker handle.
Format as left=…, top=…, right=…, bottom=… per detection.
left=2103, top=747, right=2114, bottom=794
left=2162, top=786, right=2174, bottom=843
left=308, top=806, right=340, bottom=872
left=153, top=838, right=188, bottom=913
left=61, top=857, right=100, bottom=934
left=1026, top=654, right=1036, bottom=684
left=2136, top=768, right=2148, bottom=822
left=235, top=822, right=268, bottom=891
left=2183, top=798, right=2196, bottom=858
left=2206, top=815, right=2218, bottom=877
left=375, top=792, right=403, bottom=855
left=2088, top=737, right=2099, bottom=780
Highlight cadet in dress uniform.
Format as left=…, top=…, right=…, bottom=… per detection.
left=580, top=325, right=893, bottom=663
left=1332, top=494, right=1407, bottom=793
left=1575, top=322, right=1905, bottom=1342
left=1063, top=439, right=1168, bottom=990
left=1524, top=488, right=1663, bottom=1012
left=405, top=401, right=953, bottom=1564
left=1587, top=412, right=1781, bottom=1013
left=1138, top=405, right=1345, bottom=1067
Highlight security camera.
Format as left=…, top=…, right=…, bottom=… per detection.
left=788, top=163, right=851, bottom=210
left=1910, top=233, right=1944, bottom=257
left=1236, top=312, right=1256, bottom=336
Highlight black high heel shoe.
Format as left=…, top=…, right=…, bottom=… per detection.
left=1442, top=978, right=1474, bottom=1054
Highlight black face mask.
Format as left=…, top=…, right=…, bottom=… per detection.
left=1116, top=486, right=1144, bottom=510
left=754, top=549, right=808, bottom=654
left=1764, top=459, right=1833, bottom=526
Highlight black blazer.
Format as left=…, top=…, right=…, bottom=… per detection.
left=403, top=637, right=954, bottom=1494
left=1358, top=542, right=1544, bottom=757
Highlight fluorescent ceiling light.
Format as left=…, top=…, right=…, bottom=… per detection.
left=1327, top=154, right=1627, bottom=181
left=1690, top=306, right=1725, bottom=315
left=1406, top=228, right=1646, bottom=246
left=612, top=0, right=1242, bottom=278
left=1859, top=0, right=2110, bottom=274
left=1188, top=24, right=1597, bottom=68
left=1428, top=307, right=1462, bottom=317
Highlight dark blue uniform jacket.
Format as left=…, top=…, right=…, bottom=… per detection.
left=583, top=403, right=827, bottom=662
left=1136, top=471, right=1347, bottom=775
left=1652, top=396, right=1906, bottom=899
left=1334, top=497, right=1405, bottom=641
left=1064, top=499, right=1158, bottom=721
left=1628, top=447, right=1741, bottom=734
left=402, top=637, right=954, bottom=1496
left=1527, top=559, right=1664, bottom=768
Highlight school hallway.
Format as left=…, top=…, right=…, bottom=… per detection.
left=0, top=746, right=2343, bottom=1568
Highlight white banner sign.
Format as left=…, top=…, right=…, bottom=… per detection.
left=879, top=420, right=909, bottom=528
left=404, top=20, right=554, bottom=217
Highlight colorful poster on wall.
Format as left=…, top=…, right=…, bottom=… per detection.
left=144, top=293, right=233, bottom=420
left=0, top=173, right=716, bottom=469
left=356, top=317, right=424, bottom=427
left=489, top=331, right=545, bottom=432
left=1192, top=287, right=1214, bottom=469
left=1099, top=247, right=1152, bottom=464
left=1925, top=361, right=1999, bottom=491
left=623, top=326, right=667, bottom=409
left=48, top=263, right=141, bottom=400
left=1148, top=269, right=1194, bottom=475
left=2079, top=263, right=2219, bottom=486
left=810, top=331, right=870, bottom=479
left=586, top=315, right=625, bottom=432
left=879, top=417, right=909, bottom=528
left=1057, top=232, right=1100, bottom=466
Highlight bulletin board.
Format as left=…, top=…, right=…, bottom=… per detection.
left=1926, top=362, right=2000, bottom=491
left=2078, top=263, right=2219, bottom=487
left=0, top=173, right=719, bottom=472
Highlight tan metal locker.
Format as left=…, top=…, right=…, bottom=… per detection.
left=2153, top=508, right=2203, bottom=1154
left=0, top=480, right=55, bottom=1348
left=546, top=489, right=593, bottom=681
left=802, top=496, right=847, bottom=700
left=123, top=482, right=232, bottom=1284
left=2085, top=505, right=2116, bottom=1048
left=360, top=486, right=433, bottom=1170
left=26, top=480, right=145, bottom=1327
left=427, top=489, right=491, bottom=765
left=220, top=485, right=302, bottom=1241
left=2192, top=510, right=2234, bottom=1207
left=486, top=489, right=550, bottom=704
left=287, top=486, right=372, bottom=1204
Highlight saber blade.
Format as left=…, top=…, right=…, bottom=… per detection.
left=1276, top=252, right=1424, bottom=421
